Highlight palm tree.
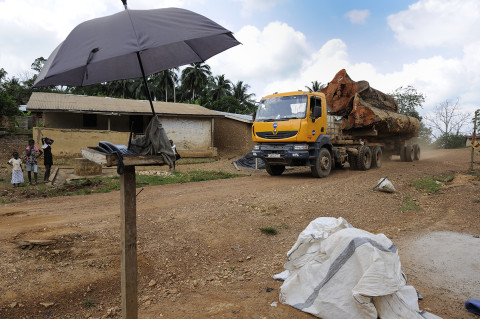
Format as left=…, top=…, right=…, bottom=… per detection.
left=181, top=62, right=212, bottom=100
left=210, top=74, right=232, bottom=101
left=305, top=80, right=325, bottom=92
left=150, top=67, right=179, bottom=102
left=106, top=80, right=130, bottom=98
left=232, top=81, right=256, bottom=113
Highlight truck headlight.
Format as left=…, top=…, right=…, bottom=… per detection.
left=293, top=144, right=308, bottom=150
left=253, top=144, right=260, bottom=150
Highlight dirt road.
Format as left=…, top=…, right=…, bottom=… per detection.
left=1, top=148, right=479, bottom=318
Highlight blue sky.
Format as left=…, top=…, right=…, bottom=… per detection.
left=1, top=0, right=479, bottom=131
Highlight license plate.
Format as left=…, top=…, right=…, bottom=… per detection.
left=267, top=153, right=281, bottom=158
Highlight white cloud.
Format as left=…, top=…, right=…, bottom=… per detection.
left=345, top=9, right=370, bottom=25
left=208, top=21, right=310, bottom=97
left=387, top=0, right=480, bottom=47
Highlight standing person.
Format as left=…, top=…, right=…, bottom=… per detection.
left=23, top=139, right=43, bottom=185
left=7, top=151, right=24, bottom=187
left=169, top=139, right=181, bottom=171
left=41, top=137, right=54, bottom=183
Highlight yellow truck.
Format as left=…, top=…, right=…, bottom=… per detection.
left=251, top=70, right=420, bottom=178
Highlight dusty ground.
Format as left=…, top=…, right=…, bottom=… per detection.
left=0, top=134, right=479, bottom=319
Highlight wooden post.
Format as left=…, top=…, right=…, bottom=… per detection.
left=471, top=111, right=478, bottom=171
left=120, top=165, right=138, bottom=319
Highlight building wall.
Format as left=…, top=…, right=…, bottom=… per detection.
left=160, top=117, right=213, bottom=150
left=32, top=127, right=131, bottom=158
left=214, top=117, right=253, bottom=156
left=35, top=114, right=218, bottom=158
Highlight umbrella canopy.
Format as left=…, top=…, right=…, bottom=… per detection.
left=33, top=7, right=240, bottom=88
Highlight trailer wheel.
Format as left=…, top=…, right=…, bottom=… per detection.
left=413, top=144, right=421, bottom=160
left=311, top=148, right=331, bottom=178
left=404, top=144, right=414, bottom=162
left=357, top=146, right=372, bottom=170
left=372, top=146, right=383, bottom=168
left=265, top=163, right=285, bottom=176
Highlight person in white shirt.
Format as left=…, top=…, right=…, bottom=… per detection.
left=7, top=151, right=24, bottom=187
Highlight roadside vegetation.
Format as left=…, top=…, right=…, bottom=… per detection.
left=411, top=174, right=455, bottom=194
left=0, top=170, right=241, bottom=203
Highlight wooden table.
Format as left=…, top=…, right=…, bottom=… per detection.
left=81, top=148, right=166, bottom=319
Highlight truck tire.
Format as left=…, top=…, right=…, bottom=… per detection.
left=311, top=148, right=331, bottom=178
left=413, top=144, right=421, bottom=160
left=372, top=146, right=383, bottom=168
left=357, top=146, right=372, bottom=170
left=265, top=163, right=285, bottom=176
left=348, top=153, right=358, bottom=170
left=404, top=144, right=414, bottom=162
left=399, top=146, right=406, bottom=162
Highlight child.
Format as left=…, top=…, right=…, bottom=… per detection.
left=23, top=139, right=43, bottom=185
left=7, top=151, right=24, bottom=187
left=169, top=139, right=181, bottom=171
left=41, top=137, right=54, bottom=182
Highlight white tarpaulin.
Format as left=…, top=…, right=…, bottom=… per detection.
left=276, top=217, right=441, bottom=319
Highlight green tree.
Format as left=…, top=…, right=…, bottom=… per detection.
left=210, top=74, right=232, bottom=101
left=181, top=62, right=211, bottom=100
left=305, top=80, right=325, bottom=92
left=390, top=86, right=425, bottom=120
left=390, top=85, right=432, bottom=145
left=210, top=95, right=241, bottom=113
left=435, top=133, right=466, bottom=149
left=151, top=67, right=179, bottom=102
left=232, top=81, right=256, bottom=113
left=0, top=68, right=20, bottom=116
left=31, top=57, right=46, bottom=73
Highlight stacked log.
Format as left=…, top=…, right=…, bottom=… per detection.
left=321, top=69, right=419, bottom=138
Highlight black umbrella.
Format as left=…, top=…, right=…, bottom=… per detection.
left=33, top=2, right=240, bottom=116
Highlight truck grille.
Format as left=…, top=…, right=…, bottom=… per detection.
left=256, top=131, right=298, bottom=139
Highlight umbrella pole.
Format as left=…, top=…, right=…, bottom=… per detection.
left=136, top=52, right=156, bottom=117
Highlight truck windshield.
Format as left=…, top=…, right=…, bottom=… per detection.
left=256, top=95, right=307, bottom=121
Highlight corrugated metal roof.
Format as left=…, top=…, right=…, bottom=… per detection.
left=215, top=111, right=253, bottom=123
left=26, top=92, right=222, bottom=117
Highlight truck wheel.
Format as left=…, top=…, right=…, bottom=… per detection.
left=311, top=148, right=331, bottom=178
left=413, top=144, right=421, bottom=160
left=372, top=146, right=383, bottom=168
left=399, top=146, right=406, bottom=162
left=357, top=146, right=372, bottom=170
left=265, top=163, right=285, bottom=176
left=348, top=153, right=358, bottom=170
left=404, top=145, right=414, bottom=162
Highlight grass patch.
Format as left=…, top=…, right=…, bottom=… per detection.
left=260, top=226, right=278, bottom=235
left=411, top=174, right=455, bottom=194
left=136, top=170, right=239, bottom=186
left=0, top=198, right=10, bottom=204
left=84, top=298, right=95, bottom=308
left=399, top=195, right=421, bottom=212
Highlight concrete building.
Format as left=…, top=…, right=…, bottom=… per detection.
left=27, top=92, right=222, bottom=158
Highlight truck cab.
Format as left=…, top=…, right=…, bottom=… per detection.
left=251, top=91, right=333, bottom=177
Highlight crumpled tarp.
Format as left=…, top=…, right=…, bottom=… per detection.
left=130, top=116, right=175, bottom=167
left=276, top=217, right=442, bottom=319
left=235, top=152, right=265, bottom=169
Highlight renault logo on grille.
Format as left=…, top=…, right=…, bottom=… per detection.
left=273, top=128, right=277, bottom=134
left=273, top=122, right=278, bottom=135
